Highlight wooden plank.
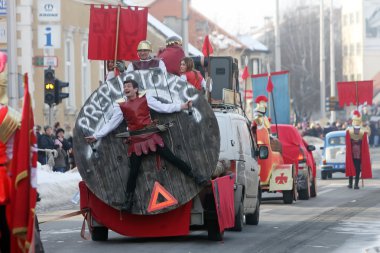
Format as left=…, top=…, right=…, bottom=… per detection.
left=73, top=70, right=220, bottom=215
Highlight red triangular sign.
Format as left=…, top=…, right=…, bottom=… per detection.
left=147, top=181, right=178, bottom=213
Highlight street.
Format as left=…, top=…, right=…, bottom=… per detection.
left=39, top=149, right=380, bottom=253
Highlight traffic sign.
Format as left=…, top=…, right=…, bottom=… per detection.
left=32, top=56, right=58, bottom=67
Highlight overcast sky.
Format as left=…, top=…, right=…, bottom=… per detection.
left=191, top=0, right=277, bottom=34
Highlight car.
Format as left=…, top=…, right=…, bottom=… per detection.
left=270, top=124, right=317, bottom=200
left=211, top=108, right=266, bottom=231
left=320, top=130, right=346, bottom=180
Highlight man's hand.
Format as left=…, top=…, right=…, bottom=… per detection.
left=116, top=61, right=126, bottom=73
left=181, top=100, right=193, bottom=110
left=85, top=136, right=97, bottom=143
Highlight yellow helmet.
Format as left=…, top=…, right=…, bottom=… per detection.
left=137, top=40, right=152, bottom=51
left=352, top=110, right=362, bottom=127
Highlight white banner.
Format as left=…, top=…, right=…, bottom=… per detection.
left=38, top=0, right=61, bottom=22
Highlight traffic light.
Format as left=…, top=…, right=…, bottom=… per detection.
left=325, top=96, right=344, bottom=112
left=44, top=67, right=56, bottom=107
left=54, top=79, right=69, bottom=105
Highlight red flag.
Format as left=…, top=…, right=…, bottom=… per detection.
left=88, top=5, right=148, bottom=61
left=8, top=73, right=37, bottom=253
left=242, top=66, right=250, bottom=80
left=266, top=75, right=274, bottom=93
left=337, top=80, right=373, bottom=107
left=202, top=35, right=214, bottom=56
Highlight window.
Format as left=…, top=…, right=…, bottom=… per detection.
left=328, top=136, right=345, bottom=146
left=343, top=15, right=347, bottom=26
left=252, top=58, right=260, bottom=75
left=81, top=40, right=91, bottom=104
left=356, top=12, right=359, bottom=23
left=357, top=74, right=361, bottom=80
left=350, top=74, right=355, bottom=81
left=344, top=45, right=348, bottom=56
left=350, top=13, right=354, bottom=24
left=350, top=44, right=354, bottom=56
left=356, top=43, right=360, bottom=55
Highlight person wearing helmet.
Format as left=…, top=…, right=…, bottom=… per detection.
left=157, top=36, right=185, bottom=76
left=345, top=110, right=372, bottom=189
left=126, top=40, right=167, bottom=75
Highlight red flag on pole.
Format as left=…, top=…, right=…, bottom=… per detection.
left=8, top=73, right=37, bottom=253
left=266, top=75, right=274, bottom=93
left=202, top=35, right=214, bottom=56
left=242, top=66, right=250, bottom=80
left=88, top=5, right=148, bottom=60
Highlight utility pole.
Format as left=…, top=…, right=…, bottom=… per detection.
left=330, top=0, right=336, bottom=123
left=7, top=0, right=18, bottom=109
left=181, top=0, right=189, bottom=55
left=274, top=0, right=281, bottom=71
left=320, top=0, right=326, bottom=119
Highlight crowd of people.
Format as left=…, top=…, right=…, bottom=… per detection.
left=35, top=122, right=75, bottom=173
left=296, top=104, right=380, bottom=148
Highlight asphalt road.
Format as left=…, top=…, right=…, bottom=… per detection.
left=39, top=149, right=380, bottom=253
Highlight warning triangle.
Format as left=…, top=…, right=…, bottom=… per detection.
left=147, top=181, right=178, bottom=213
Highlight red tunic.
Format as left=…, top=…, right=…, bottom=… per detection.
left=119, top=96, right=164, bottom=157
left=157, top=45, right=185, bottom=76
left=185, top=71, right=204, bottom=90
left=0, top=107, right=10, bottom=204
left=345, top=130, right=372, bottom=178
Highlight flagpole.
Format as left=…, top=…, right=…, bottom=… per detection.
left=206, top=38, right=211, bottom=104
left=113, top=5, right=121, bottom=71
left=267, top=64, right=279, bottom=138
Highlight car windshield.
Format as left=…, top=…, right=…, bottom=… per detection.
left=328, top=136, right=345, bottom=146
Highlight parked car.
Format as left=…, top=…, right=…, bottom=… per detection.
left=320, top=130, right=346, bottom=180
left=270, top=124, right=317, bottom=200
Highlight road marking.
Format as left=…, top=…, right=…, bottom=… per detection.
left=261, top=208, right=273, bottom=213
left=317, top=189, right=335, bottom=195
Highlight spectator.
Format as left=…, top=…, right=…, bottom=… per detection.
left=53, top=128, right=71, bottom=172
left=37, top=126, right=55, bottom=165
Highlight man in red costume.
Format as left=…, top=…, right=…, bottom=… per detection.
left=86, top=79, right=208, bottom=211
left=157, top=36, right=185, bottom=76
left=345, top=110, right=372, bottom=189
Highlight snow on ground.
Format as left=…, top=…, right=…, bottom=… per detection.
left=36, top=164, right=82, bottom=213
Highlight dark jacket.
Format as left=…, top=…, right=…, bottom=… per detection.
left=37, top=134, right=56, bottom=165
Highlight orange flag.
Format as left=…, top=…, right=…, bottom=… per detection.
left=8, top=73, right=37, bottom=253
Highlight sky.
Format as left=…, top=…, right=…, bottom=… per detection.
left=191, top=0, right=277, bottom=35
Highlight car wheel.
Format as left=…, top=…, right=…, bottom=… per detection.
left=283, top=190, right=293, bottom=204
left=232, top=202, right=244, bottom=231
left=91, top=226, right=108, bottom=241
left=310, top=176, right=317, bottom=197
left=299, top=170, right=311, bottom=200
left=321, top=171, right=327, bottom=180
left=246, top=198, right=260, bottom=225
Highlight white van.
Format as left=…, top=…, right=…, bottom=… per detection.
left=214, top=109, right=262, bottom=230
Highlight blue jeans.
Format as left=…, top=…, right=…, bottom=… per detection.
left=53, top=167, right=66, bottom=173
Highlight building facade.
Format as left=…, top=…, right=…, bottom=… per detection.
left=341, top=0, right=380, bottom=89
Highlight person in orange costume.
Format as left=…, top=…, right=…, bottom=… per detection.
left=345, top=110, right=372, bottom=189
